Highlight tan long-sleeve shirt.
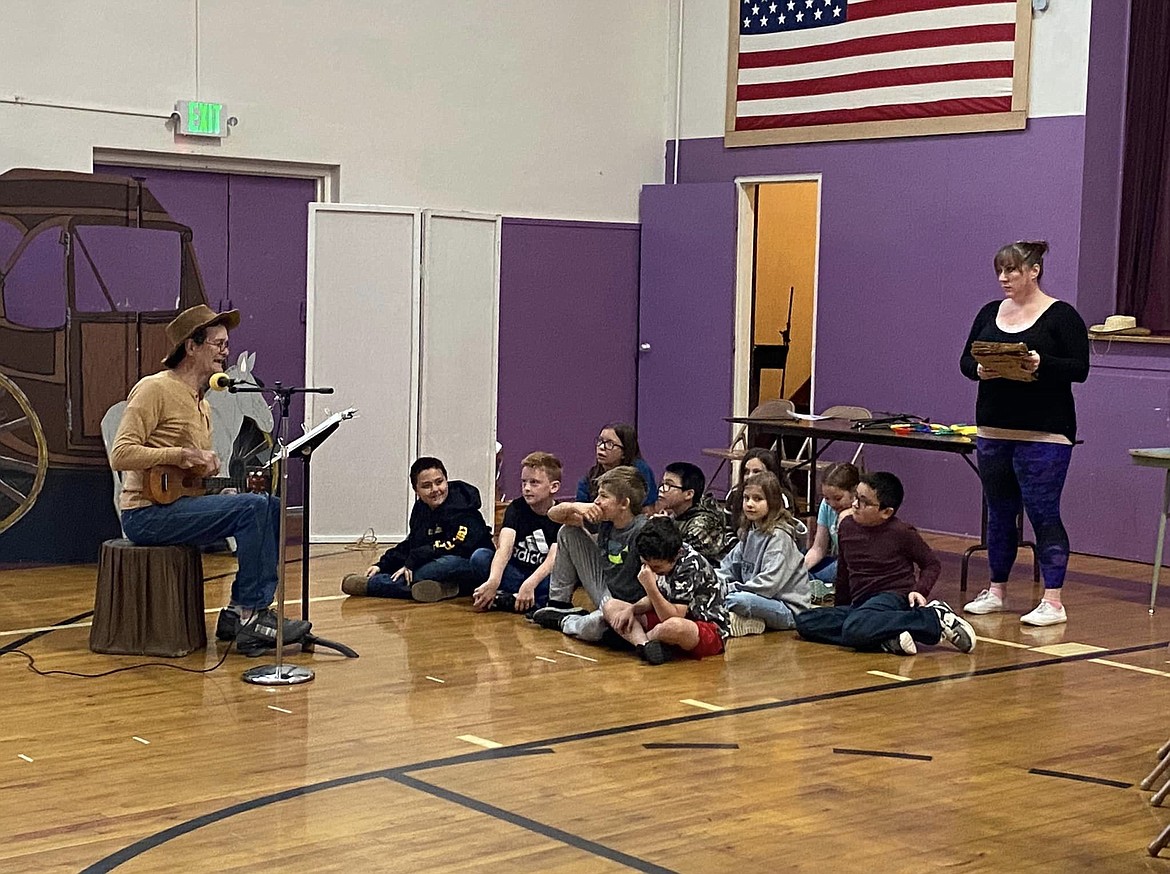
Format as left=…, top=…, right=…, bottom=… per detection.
left=111, top=370, right=212, bottom=510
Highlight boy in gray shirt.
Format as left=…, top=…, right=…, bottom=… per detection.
left=532, top=466, right=648, bottom=643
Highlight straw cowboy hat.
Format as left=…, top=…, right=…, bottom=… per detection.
left=162, top=304, right=241, bottom=365
left=1088, top=315, right=1151, bottom=336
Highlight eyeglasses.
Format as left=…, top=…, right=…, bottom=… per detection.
left=853, top=495, right=879, bottom=509
left=596, top=439, right=623, bottom=451
left=203, top=338, right=230, bottom=351
left=659, top=482, right=686, bottom=493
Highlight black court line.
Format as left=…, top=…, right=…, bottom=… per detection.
left=1028, top=768, right=1134, bottom=789
left=388, top=773, right=678, bottom=874
left=834, top=748, right=932, bottom=762
left=0, top=548, right=354, bottom=656
left=643, top=742, right=740, bottom=750
left=0, top=609, right=94, bottom=655
left=79, top=638, right=1169, bottom=871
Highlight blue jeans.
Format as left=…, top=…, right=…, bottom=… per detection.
left=977, top=438, right=1073, bottom=590
left=121, top=493, right=280, bottom=611
left=809, top=556, right=837, bottom=584
left=366, top=554, right=477, bottom=599
left=794, top=591, right=943, bottom=650
left=470, top=548, right=550, bottom=607
left=725, top=590, right=797, bottom=630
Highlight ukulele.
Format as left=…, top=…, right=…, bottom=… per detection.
left=142, top=466, right=271, bottom=505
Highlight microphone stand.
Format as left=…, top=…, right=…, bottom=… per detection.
left=236, top=381, right=333, bottom=687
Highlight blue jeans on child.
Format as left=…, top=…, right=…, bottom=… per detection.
left=469, top=548, right=550, bottom=607
left=365, top=554, right=477, bottom=599
left=976, top=437, right=1073, bottom=590
left=794, top=591, right=943, bottom=650
left=809, top=556, right=837, bottom=583
left=121, top=492, right=280, bottom=611
left=725, top=590, right=798, bottom=630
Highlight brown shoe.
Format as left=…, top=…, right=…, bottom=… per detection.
left=341, top=573, right=369, bottom=596
left=411, top=579, right=459, bottom=602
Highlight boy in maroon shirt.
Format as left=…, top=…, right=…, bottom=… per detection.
left=794, top=472, right=975, bottom=656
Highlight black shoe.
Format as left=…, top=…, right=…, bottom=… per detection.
left=492, top=592, right=517, bottom=612
left=600, top=628, right=636, bottom=652
left=531, top=606, right=586, bottom=631
left=640, top=640, right=670, bottom=665
left=879, top=631, right=917, bottom=656
left=235, top=608, right=312, bottom=651
left=216, top=608, right=241, bottom=642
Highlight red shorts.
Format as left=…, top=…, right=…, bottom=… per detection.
left=641, top=611, right=725, bottom=659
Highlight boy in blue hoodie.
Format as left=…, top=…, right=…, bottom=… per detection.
left=341, top=456, right=493, bottom=602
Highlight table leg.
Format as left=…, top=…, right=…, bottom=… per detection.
left=1150, top=470, right=1170, bottom=615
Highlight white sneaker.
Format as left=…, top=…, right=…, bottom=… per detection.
left=1021, top=600, right=1066, bottom=627
left=963, top=589, right=1005, bottom=615
left=729, top=613, right=766, bottom=637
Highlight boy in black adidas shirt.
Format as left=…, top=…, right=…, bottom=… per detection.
left=471, top=452, right=563, bottom=613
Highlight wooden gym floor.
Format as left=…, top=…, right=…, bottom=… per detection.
left=2, top=534, right=1169, bottom=873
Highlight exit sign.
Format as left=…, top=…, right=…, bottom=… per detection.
left=175, top=100, right=227, bottom=138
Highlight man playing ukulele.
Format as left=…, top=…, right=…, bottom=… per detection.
left=111, top=305, right=310, bottom=651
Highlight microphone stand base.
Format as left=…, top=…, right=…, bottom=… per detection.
left=241, top=664, right=315, bottom=686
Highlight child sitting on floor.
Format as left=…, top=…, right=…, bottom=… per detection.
left=602, top=516, right=729, bottom=665
left=794, top=472, right=976, bottom=656
left=804, top=462, right=860, bottom=598
left=470, top=451, right=563, bottom=613
left=717, top=471, right=811, bottom=637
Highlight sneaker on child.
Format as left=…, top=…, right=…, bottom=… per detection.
left=927, top=600, right=976, bottom=653
left=879, top=630, right=917, bottom=656
left=1021, top=599, right=1066, bottom=627
left=728, top=613, right=765, bottom=638
left=492, top=592, right=517, bottom=612
left=340, top=573, right=369, bottom=596
left=411, top=579, right=459, bottom=602
left=963, top=588, right=1005, bottom=615
left=639, top=639, right=670, bottom=665
left=531, top=606, right=587, bottom=631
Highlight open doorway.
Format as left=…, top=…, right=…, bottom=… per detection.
left=733, top=176, right=821, bottom=418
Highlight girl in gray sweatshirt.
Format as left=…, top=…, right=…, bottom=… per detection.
left=717, top=472, right=812, bottom=635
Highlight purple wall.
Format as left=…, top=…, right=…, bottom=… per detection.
left=496, top=218, right=641, bottom=499
left=648, top=4, right=1170, bottom=565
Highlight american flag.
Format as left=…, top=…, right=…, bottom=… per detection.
left=726, top=0, right=1031, bottom=145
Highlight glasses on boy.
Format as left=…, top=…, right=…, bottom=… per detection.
left=659, top=482, right=686, bottom=493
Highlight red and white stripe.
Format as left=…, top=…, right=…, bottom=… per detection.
left=735, top=0, right=1019, bottom=131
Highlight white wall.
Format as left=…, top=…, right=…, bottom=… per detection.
left=672, top=0, right=1094, bottom=141
left=0, top=0, right=673, bottom=221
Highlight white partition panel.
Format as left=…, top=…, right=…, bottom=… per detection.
left=306, top=204, right=420, bottom=542
left=418, top=212, right=501, bottom=523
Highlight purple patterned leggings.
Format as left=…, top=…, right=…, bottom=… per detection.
left=977, top=437, right=1073, bottom=590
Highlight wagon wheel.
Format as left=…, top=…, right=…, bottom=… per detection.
left=0, top=373, right=49, bottom=533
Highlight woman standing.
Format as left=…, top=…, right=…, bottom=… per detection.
left=959, top=241, right=1089, bottom=626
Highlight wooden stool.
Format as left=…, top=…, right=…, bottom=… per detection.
left=90, top=539, right=206, bottom=658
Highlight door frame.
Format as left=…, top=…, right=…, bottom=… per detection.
left=731, top=174, right=823, bottom=430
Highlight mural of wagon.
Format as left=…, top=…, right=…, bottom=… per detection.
left=0, top=169, right=210, bottom=532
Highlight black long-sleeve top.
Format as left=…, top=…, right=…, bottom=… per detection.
left=959, top=300, right=1090, bottom=442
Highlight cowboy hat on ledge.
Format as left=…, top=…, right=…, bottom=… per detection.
left=1088, top=315, right=1151, bottom=336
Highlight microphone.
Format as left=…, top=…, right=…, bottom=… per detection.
left=209, top=372, right=241, bottom=391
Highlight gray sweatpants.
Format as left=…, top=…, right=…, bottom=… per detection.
left=550, top=525, right=611, bottom=642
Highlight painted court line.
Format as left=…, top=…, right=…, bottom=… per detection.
left=132, top=737, right=150, bottom=745
left=1029, top=642, right=1107, bottom=657
left=555, top=650, right=599, bottom=663
left=976, top=636, right=1032, bottom=649
left=425, top=676, right=446, bottom=684
left=867, top=670, right=910, bottom=682
left=1088, top=658, right=1170, bottom=679
left=267, top=705, right=293, bottom=714
left=1028, top=767, right=1132, bottom=789
left=535, top=656, right=557, bottom=663
left=457, top=735, right=503, bottom=749
left=680, top=699, right=725, bottom=712
left=17, top=754, right=33, bottom=763
left=834, top=747, right=932, bottom=762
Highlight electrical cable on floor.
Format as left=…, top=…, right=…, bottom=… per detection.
left=1, top=639, right=236, bottom=678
